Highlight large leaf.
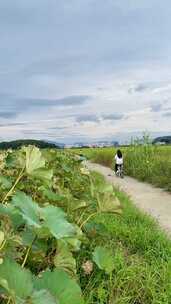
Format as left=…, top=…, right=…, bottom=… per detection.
left=30, top=290, right=57, bottom=304
left=100, top=184, right=114, bottom=193
left=12, top=192, right=76, bottom=239
left=0, top=258, right=33, bottom=299
left=92, top=246, right=115, bottom=274
left=12, top=192, right=42, bottom=228
left=98, top=192, right=121, bottom=214
left=54, top=242, right=76, bottom=277
left=24, top=146, right=45, bottom=175
left=31, top=168, right=53, bottom=185
left=0, top=204, right=24, bottom=229
left=39, top=186, right=66, bottom=202
left=63, top=237, right=81, bottom=252
left=41, top=205, right=76, bottom=239
left=0, top=175, right=13, bottom=189
left=69, top=198, right=88, bottom=212
left=34, top=269, right=84, bottom=304
left=84, top=222, right=108, bottom=237
left=21, top=228, right=47, bottom=254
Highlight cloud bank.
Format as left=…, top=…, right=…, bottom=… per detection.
left=0, top=0, right=171, bottom=143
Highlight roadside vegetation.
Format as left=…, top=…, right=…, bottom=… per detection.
left=0, top=146, right=171, bottom=303
left=79, top=143, right=171, bottom=191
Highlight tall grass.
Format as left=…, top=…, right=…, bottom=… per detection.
left=125, top=145, right=171, bottom=191
left=76, top=145, right=171, bottom=191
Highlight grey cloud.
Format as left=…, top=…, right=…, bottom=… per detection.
left=0, top=112, right=17, bottom=119
left=0, top=94, right=90, bottom=119
left=151, top=103, right=163, bottom=112
left=76, top=113, right=124, bottom=123
left=0, top=122, right=27, bottom=127
left=128, top=83, right=150, bottom=94
left=163, top=112, right=171, bottom=117
left=49, top=126, right=68, bottom=130
left=76, top=115, right=99, bottom=123
left=30, top=95, right=90, bottom=107
left=103, top=114, right=124, bottom=120
left=134, top=84, right=149, bottom=93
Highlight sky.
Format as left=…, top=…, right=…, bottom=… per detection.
left=0, top=0, right=171, bottom=143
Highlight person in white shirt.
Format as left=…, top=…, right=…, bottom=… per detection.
left=114, top=149, right=123, bottom=173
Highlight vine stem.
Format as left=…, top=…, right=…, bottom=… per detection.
left=77, top=209, right=87, bottom=225
left=2, top=166, right=25, bottom=205
left=80, top=212, right=98, bottom=230
left=22, top=236, right=37, bottom=268
left=0, top=239, right=7, bottom=251
left=6, top=297, right=11, bottom=304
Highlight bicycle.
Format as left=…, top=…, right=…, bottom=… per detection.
left=115, top=164, right=124, bottom=178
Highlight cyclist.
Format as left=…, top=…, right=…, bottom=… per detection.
left=114, top=149, right=123, bottom=175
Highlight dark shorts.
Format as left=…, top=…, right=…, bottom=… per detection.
left=115, top=164, right=123, bottom=172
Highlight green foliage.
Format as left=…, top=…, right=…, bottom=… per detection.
left=0, top=139, right=61, bottom=150
left=0, top=146, right=171, bottom=303
left=0, top=258, right=33, bottom=300
left=92, top=246, right=115, bottom=274
left=12, top=192, right=76, bottom=239
left=0, top=176, right=13, bottom=189
left=30, top=290, right=57, bottom=304
left=24, top=146, right=46, bottom=174
left=0, top=146, right=121, bottom=303
left=34, top=269, right=84, bottom=304
left=54, top=241, right=76, bottom=276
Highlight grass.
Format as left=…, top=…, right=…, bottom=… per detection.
left=79, top=172, right=171, bottom=303
left=74, top=145, right=171, bottom=191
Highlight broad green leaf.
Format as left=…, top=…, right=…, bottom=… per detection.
left=0, top=175, right=13, bottom=189
left=69, top=199, right=87, bottom=212
left=0, top=258, right=33, bottom=299
left=31, top=168, right=53, bottom=185
left=21, top=229, right=36, bottom=246
left=12, top=192, right=42, bottom=228
left=31, top=290, right=57, bottom=304
left=98, top=192, right=121, bottom=214
left=21, top=229, right=47, bottom=254
left=54, top=242, right=76, bottom=277
left=92, top=246, right=115, bottom=274
left=100, top=184, right=114, bottom=193
left=24, top=146, right=45, bottom=174
left=5, top=153, right=16, bottom=168
left=0, top=204, right=24, bottom=229
left=0, top=204, right=12, bottom=216
left=12, top=192, right=76, bottom=240
left=63, top=237, right=81, bottom=252
left=39, top=186, right=66, bottom=202
left=34, top=269, right=84, bottom=304
left=85, top=222, right=108, bottom=237
left=41, top=205, right=76, bottom=239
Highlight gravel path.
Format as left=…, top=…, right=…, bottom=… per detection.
left=87, top=162, right=171, bottom=236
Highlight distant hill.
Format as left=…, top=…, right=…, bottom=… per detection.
left=153, top=136, right=171, bottom=144
left=0, top=139, right=63, bottom=150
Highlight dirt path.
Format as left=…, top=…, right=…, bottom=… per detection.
left=87, top=162, right=171, bottom=236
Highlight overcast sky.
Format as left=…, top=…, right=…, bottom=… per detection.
left=0, top=0, right=171, bottom=143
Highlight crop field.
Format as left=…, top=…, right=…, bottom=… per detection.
left=79, top=145, right=171, bottom=191
left=0, top=146, right=171, bottom=303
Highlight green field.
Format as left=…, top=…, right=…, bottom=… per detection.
left=77, top=145, right=171, bottom=191
left=0, top=147, right=171, bottom=303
